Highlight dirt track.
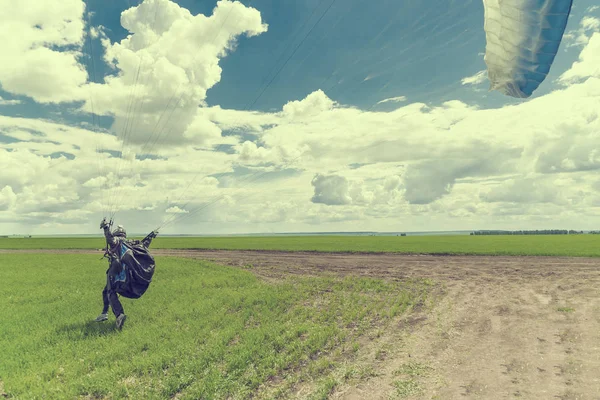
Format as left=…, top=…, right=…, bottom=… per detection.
left=6, top=249, right=600, bottom=399
left=156, top=250, right=600, bottom=399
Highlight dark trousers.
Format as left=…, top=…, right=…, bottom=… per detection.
left=102, top=259, right=124, bottom=316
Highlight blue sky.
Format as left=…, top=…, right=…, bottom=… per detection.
left=82, top=0, right=593, bottom=110
left=0, top=0, right=593, bottom=121
left=1, top=0, right=600, bottom=234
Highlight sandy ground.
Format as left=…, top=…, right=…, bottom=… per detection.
left=5, top=249, right=600, bottom=399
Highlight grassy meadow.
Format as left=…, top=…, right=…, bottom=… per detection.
left=0, top=253, right=432, bottom=399
left=3, top=233, right=597, bottom=397
left=2, top=234, right=600, bottom=256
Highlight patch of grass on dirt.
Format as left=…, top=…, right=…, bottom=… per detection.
left=393, top=379, right=423, bottom=397
left=394, top=361, right=432, bottom=377
left=557, top=307, right=575, bottom=313
left=0, top=254, right=431, bottom=399
left=391, top=361, right=431, bottom=398
left=3, top=234, right=600, bottom=257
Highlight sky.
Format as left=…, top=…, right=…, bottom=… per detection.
left=0, top=0, right=599, bottom=235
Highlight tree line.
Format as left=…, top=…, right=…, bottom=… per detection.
left=470, top=230, right=594, bottom=235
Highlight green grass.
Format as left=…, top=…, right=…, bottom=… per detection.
left=392, top=362, right=431, bottom=398
left=393, top=379, right=423, bottom=397
left=557, top=307, right=575, bottom=313
left=393, top=362, right=431, bottom=377
left=0, top=254, right=430, bottom=399
left=2, top=234, right=600, bottom=256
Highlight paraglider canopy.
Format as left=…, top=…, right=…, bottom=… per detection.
left=482, top=0, right=574, bottom=98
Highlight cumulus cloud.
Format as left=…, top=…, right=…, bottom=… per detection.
left=82, top=176, right=108, bottom=188
left=4, top=1, right=600, bottom=234
left=307, top=171, right=397, bottom=208
left=4, top=63, right=600, bottom=233
left=559, top=32, right=600, bottom=84
left=0, top=112, right=235, bottom=232
left=311, top=174, right=352, bottom=206
left=480, top=175, right=566, bottom=204
left=0, top=186, right=17, bottom=211
left=533, top=121, right=600, bottom=174
left=82, top=0, right=268, bottom=148
left=402, top=162, right=456, bottom=204
left=237, top=141, right=274, bottom=164
left=199, top=31, right=600, bottom=222
left=282, top=90, right=335, bottom=120
left=182, top=112, right=224, bottom=144
left=0, top=0, right=270, bottom=234
left=0, top=0, right=88, bottom=103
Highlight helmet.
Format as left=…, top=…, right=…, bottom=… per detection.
left=112, top=225, right=126, bottom=238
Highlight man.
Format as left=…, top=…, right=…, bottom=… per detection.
left=95, top=218, right=158, bottom=330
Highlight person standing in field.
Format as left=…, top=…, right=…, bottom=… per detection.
left=95, top=218, right=158, bottom=330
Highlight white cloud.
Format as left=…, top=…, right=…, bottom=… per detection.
left=81, top=0, right=268, bottom=149
left=4, top=1, right=600, bottom=234
left=165, top=206, right=189, bottom=214
left=237, top=141, right=274, bottom=164
left=0, top=0, right=88, bottom=103
left=461, top=70, right=487, bottom=86
left=193, top=36, right=600, bottom=228
left=306, top=171, right=397, bottom=208
left=82, top=176, right=108, bottom=188
left=376, top=96, right=407, bottom=105
left=559, top=32, right=600, bottom=84
left=4, top=63, right=599, bottom=232
left=311, top=174, right=352, bottom=206
left=282, top=90, right=335, bottom=120
left=579, top=15, right=599, bottom=33
left=0, top=186, right=17, bottom=211
left=0, top=113, right=236, bottom=231
left=182, top=112, right=224, bottom=144
left=564, top=16, right=600, bottom=48
left=480, top=175, right=567, bottom=204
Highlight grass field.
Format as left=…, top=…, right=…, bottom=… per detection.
left=2, top=234, right=600, bottom=256
left=0, top=254, right=431, bottom=399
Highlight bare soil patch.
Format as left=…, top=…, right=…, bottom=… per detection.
left=6, top=249, right=600, bottom=399
left=160, top=250, right=600, bottom=399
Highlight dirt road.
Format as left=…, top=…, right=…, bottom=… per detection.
left=6, top=249, right=600, bottom=398
left=166, top=250, right=600, bottom=399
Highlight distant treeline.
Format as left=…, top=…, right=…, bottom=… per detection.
left=470, top=230, right=593, bottom=235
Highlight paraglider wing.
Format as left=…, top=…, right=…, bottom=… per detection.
left=482, top=0, right=573, bottom=98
